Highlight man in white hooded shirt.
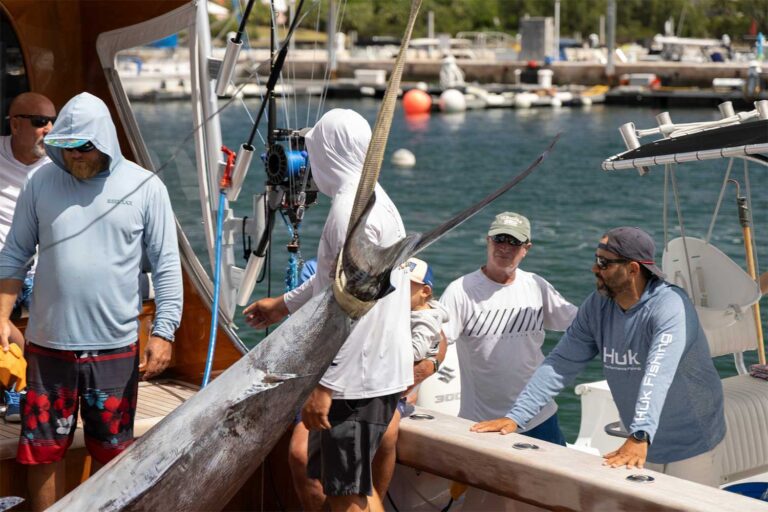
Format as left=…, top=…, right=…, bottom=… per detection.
left=244, top=109, right=412, bottom=512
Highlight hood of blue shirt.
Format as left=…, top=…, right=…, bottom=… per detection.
left=44, top=92, right=123, bottom=175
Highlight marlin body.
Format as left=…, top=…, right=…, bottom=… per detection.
left=50, top=288, right=351, bottom=511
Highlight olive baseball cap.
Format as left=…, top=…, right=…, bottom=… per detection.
left=600, top=227, right=665, bottom=280
left=488, top=212, right=531, bottom=242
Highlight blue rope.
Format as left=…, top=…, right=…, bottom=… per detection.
left=202, top=190, right=227, bottom=388
left=279, top=211, right=301, bottom=292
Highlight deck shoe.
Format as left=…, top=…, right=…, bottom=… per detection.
left=4, top=385, right=22, bottom=423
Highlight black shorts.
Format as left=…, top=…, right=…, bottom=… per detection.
left=307, top=392, right=400, bottom=497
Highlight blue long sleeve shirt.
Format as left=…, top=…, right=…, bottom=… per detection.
left=0, top=92, right=182, bottom=349
left=507, top=279, right=726, bottom=464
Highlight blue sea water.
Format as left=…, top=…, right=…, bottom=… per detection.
left=135, top=98, right=764, bottom=440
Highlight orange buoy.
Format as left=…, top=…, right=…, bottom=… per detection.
left=402, top=89, right=432, bottom=115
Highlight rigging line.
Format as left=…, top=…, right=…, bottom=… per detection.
left=244, top=0, right=308, bottom=148
left=282, top=8, right=299, bottom=132
left=271, top=1, right=323, bottom=131
left=317, top=0, right=349, bottom=118
left=313, top=5, right=333, bottom=121
left=705, top=158, right=734, bottom=244
left=306, top=2, right=322, bottom=127
left=670, top=163, right=698, bottom=305
left=269, top=2, right=292, bottom=132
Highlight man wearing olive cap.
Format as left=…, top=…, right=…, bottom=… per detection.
left=472, top=227, right=726, bottom=486
left=440, top=212, right=577, bottom=446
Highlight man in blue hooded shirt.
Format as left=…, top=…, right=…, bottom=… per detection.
left=0, top=92, right=182, bottom=510
left=471, top=227, right=726, bottom=487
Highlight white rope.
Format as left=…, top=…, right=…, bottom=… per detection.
left=705, top=158, right=734, bottom=244
left=670, top=164, right=698, bottom=304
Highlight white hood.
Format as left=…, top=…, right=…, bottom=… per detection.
left=305, top=108, right=371, bottom=198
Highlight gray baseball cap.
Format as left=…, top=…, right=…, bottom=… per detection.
left=600, top=227, right=665, bottom=280
left=488, top=212, right=531, bottom=242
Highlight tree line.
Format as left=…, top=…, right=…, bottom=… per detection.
left=234, top=0, right=767, bottom=46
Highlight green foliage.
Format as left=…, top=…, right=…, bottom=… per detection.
left=228, top=0, right=767, bottom=44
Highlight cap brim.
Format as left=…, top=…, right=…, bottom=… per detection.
left=488, top=227, right=529, bottom=241
left=45, top=138, right=89, bottom=149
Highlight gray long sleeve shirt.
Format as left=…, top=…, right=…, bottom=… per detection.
left=0, top=93, right=182, bottom=349
left=507, top=279, right=725, bottom=464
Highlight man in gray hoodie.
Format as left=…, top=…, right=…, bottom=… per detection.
left=472, top=227, right=726, bottom=486
left=0, top=92, right=182, bottom=510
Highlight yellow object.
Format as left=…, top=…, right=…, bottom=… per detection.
left=0, top=343, right=27, bottom=391
left=449, top=481, right=468, bottom=500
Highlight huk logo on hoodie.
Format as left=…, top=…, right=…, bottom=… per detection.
left=602, top=347, right=641, bottom=370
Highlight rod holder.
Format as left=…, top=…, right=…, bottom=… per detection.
left=655, top=112, right=673, bottom=138
left=237, top=253, right=265, bottom=306
left=718, top=101, right=735, bottom=118
left=215, top=38, right=243, bottom=97
left=756, top=100, right=768, bottom=120
left=236, top=194, right=267, bottom=306
left=619, top=122, right=649, bottom=176
left=227, top=144, right=255, bottom=202
left=619, top=122, right=640, bottom=150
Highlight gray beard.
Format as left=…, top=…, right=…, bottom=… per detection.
left=32, top=140, right=46, bottom=159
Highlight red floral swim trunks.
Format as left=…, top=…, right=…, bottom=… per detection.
left=17, top=342, right=139, bottom=465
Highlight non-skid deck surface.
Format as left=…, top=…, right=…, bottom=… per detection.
left=0, top=380, right=198, bottom=460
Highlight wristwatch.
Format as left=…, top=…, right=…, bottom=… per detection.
left=427, top=356, right=440, bottom=374
left=630, top=430, right=650, bottom=443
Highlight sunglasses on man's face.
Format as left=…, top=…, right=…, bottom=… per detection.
left=63, top=141, right=97, bottom=153
left=490, top=234, right=528, bottom=246
left=594, top=254, right=629, bottom=270
left=15, top=114, right=56, bottom=128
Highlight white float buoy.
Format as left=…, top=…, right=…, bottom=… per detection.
left=416, top=81, right=429, bottom=91
left=581, top=96, right=593, bottom=106
left=392, top=148, right=416, bottom=167
left=550, top=97, right=562, bottom=108
left=439, top=88, right=466, bottom=113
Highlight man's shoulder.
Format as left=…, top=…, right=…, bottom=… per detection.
left=26, top=161, right=60, bottom=182
left=445, top=269, right=482, bottom=289
left=113, top=160, right=167, bottom=189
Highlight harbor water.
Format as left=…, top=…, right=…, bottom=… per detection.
left=135, top=98, right=764, bottom=441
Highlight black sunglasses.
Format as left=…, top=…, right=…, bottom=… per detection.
left=595, top=255, right=629, bottom=270
left=63, top=141, right=97, bottom=153
left=14, top=114, right=56, bottom=128
left=490, top=234, right=528, bottom=246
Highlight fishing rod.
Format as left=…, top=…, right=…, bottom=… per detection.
left=202, top=0, right=312, bottom=386
left=233, top=0, right=317, bottom=308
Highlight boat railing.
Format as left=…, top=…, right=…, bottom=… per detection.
left=397, top=407, right=768, bottom=511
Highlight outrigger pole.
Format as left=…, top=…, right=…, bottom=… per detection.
left=732, top=180, right=767, bottom=365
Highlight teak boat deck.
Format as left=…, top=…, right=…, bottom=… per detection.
left=0, top=380, right=198, bottom=461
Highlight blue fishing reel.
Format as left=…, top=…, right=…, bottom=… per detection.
left=261, top=128, right=317, bottom=225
